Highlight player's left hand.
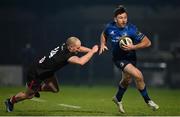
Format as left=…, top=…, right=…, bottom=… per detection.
left=121, top=44, right=136, bottom=51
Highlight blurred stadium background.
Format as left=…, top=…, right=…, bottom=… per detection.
left=0, top=0, right=180, bottom=116
left=0, top=0, right=180, bottom=88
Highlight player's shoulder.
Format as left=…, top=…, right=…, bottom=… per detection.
left=104, top=21, right=118, bottom=34
left=127, top=22, right=137, bottom=29
left=105, top=21, right=116, bottom=29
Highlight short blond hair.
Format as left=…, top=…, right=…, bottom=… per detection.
left=66, top=36, right=81, bottom=46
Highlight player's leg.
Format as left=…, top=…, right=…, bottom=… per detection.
left=34, top=75, right=59, bottom=98
left=5, top=75, right=42, bottom=112
left=115, top=72, right=132, bottom=102
left=112, top=60, right=133, bottom=113
left=123, top=64, right=159, bottom=110
left=5, top=88, right=36, bottom=112
left=113, top=71, right=132, bottom=113
left=124, top=64, right=145, bottom=89
left=123, top=64, right=150, bottom=101
left=40, top=75, right=59, bottom=93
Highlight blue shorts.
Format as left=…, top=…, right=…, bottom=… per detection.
left=113, top=59, right=136, bottom=71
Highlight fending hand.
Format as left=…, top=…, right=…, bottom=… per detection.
left=99, top=44, right=108, bottom=55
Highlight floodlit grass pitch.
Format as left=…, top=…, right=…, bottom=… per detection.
left=0, top=85, right=180, bottom=116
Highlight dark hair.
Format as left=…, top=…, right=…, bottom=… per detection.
left=113, top=5, right=127, bottom=17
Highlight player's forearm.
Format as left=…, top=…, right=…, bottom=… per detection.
left=79, top=51, right=95, bottom=65
left=100, top=33, right=107, bottom=46
left=134, top=36, right=151, bottom=50
left=79, top=46, right=91, bottom=53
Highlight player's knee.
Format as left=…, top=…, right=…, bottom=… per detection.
left=19, top=92, right=30, bottom=99
left=125, top=79, right=132, bottom=85
left=121, top=79, right=132, bottom=87
left=27, top=95, right=34, bottom=99
left=52, top=87, right=59, bottom=93
left=26, top=93, right=34, bottom=99
left=127, top=79, right=132, bottom=84
left=134, top=71, right=144, bottom=81
left=135, top=75, right=144, bottom=82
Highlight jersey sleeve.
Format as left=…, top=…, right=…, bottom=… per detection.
left=131, top=25, right=145, bottom=43
left=65, top=53, right=76, bottom=61
left=103, top=23, right=111, bottom=39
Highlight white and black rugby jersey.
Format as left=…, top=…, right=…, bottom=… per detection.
left=34, top=43, right=77, bottom=76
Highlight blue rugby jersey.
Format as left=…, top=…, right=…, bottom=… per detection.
left=103, top=21, right=145, bottom=61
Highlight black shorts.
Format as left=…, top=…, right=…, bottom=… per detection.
left=26, top=66, right=42, bottom=92
left=113, top=59, right=136, bottom=71
left=26, top=65, right=54, bottom=92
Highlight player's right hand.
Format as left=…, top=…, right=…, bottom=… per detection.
left=92, top=45, right=99, bottom=53
left=99, top=44, right=108, bottom=55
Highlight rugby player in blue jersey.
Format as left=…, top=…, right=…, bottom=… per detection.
left=99, top=5, right=159, bottom=113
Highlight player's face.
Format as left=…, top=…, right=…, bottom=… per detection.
left=69, top=41, right=81, bottom=53
left=114, top=12, right=128, bottom=28
left=73, top=44, right=81, bottom=52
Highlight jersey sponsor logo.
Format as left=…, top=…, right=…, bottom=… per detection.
left=122, top=32, right=128, bottom=37
left=39, top=56, right=46, bottom=64
left=116, top=36, right=120, bottom=40
left=61, top=43, right=65, bottom=51
left=112, top=39, right=119, bottom=42
left=136, top=31, right=142, bottom=36
left=110, top=31, right=115, bottom=35
left=49, top=46, right=59, bottom=58
left=39, top=46, right=60, bottom=64
left=112, top=36, right=121, bottom=43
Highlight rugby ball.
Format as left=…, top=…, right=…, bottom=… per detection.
left=119, top=36, right=133, bottom=47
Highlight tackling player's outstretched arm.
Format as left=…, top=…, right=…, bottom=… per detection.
left=68, top=45, right=98, bottom=65
left=78, top=46, right=91, bottom=53
left=99, top=32, right=108, bottom=55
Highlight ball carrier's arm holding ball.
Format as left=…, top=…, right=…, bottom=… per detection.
left=99, top=5, right=159, bottom=113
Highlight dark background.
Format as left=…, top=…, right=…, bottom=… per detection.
left=0, top=0, right=180, bottom=87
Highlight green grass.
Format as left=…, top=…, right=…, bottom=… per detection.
left=0, top=85, right=180, bottom=116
